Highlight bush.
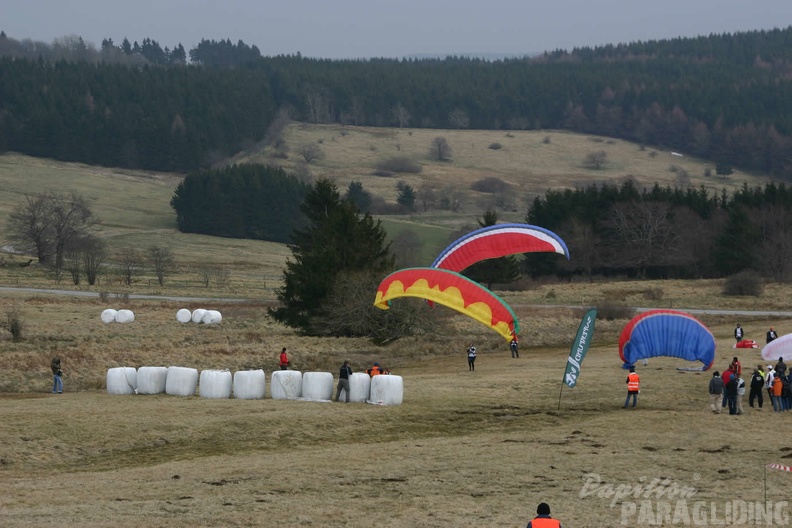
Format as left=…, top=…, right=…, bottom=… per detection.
left=5, top=305, right=24, bottom=342
left=375, top=156, right=422, bottom=174
left=471, top=177, right=511, bottom=194
left=723, top=270, right=763, bottom=296
left=488, top=142, right=502, bottom=150
left=597, top=302, right=635, bottom=321
left=642, top=288, right=664, bottom=301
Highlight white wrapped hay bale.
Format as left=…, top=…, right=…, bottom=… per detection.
left=106, top=367, right=137, bottom=395
left=201, top=310, right=222, bottom=325
left=233, top=370, right=266, bottom=399
left=115, top=309, right=135, bottom=323
left=137, top=366, right=168, bottom=394
left=199, top=369, right=232, bottom=399
left=340, top=372, right=372, bottom=403
left=301, top=372, right=333, bottom=401
left=165, top=366, right=198, bottom=396
left=368, top=375, right=403, bottom=405
left=270, top=370, right=302, bottom=400
left=191, top=309, right=207, bottom=323
left=100, top=309, right=118, bottom=324
left=176, top=308, right=192, bottom=323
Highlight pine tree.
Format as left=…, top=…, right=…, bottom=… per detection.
left=269, top=178, right=395, bottom=335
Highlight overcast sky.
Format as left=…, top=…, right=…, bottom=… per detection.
left=3, top=0, right=792, bottom=59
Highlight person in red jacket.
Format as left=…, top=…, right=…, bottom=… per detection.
left=526, top=502, right=562, bottom=527
left=279, top=348, right=290, bottom=370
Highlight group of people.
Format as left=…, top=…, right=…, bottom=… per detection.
left=709, top=355, right=791, bottom=413
left=464, top=337, right=520, bottom=372
left=734, top=323, right=778, bottom=344
left=708, top=357, right=746, bottom=415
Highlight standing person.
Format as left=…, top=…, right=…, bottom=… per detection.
left=335, top=360, right=352, bottom=403
left=708, top=371, right=724, bottom=414
left=735, top=373, right=746, bottom=415
left=725, top=373, right=738, bottom=415
left=749, top=367, right=765, bottom=409
left=467, top=344, right=477, bottom=371
left=734, top=323, right=744, bottom=343
left=771, top=375, right=784, bottom=412
left=767, top=327, right=779, bottom=344
left=510, top=336, right=519, bottom=359
left=775, top=357, right=787, bottom=378
left=730, top=356, right=742, bottom=376
left=624, top=366, right=640, bottom=408
left=721, top=367, right=735, bottom=409
left=366, top=362, right=383, bottom=377
left=279, top=348, right=290, bottom=370
left=765, top=365, right=776, bottom=403
left=526, top=502, right=562, bottom=528
left=51, top=357, right=63, bottom=394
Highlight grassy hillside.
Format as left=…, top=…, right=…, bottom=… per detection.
left=0, top=124, right=776, bottom=293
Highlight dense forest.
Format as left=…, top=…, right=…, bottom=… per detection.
left=1, top=28, right=792, bottom=175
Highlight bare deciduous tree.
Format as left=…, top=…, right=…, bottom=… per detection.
left=448, top=108, right=470, bottom=129
left=429, top=136, right=452, bottom=161
left=298, top=143, right=325, bottom=163
left=116, top=247, right=143, bottom=286
left=148, top=245, right=176, bottom=286
left=7, top=194, right=52, bottom=264
left=391, top=103, right=411, bottom=128
left=584, top=150, right=608, bottom=170
left=82, top=235, right=107, bottom=286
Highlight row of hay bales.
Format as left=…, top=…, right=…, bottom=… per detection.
left=106, top=367, right=403, bottom=405
left=101, top=309, right=222, bottom=325
left=101, top=309, right=135, bottom=324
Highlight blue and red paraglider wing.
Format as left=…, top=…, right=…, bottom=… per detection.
left=431, top=223, right=570, bottom=273
left=618, top=309, right=715, bottom=371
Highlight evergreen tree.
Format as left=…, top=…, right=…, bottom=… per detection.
left=269, top=178, right=395, bottom=335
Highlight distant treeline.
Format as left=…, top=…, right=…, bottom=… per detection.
left=526, top=180, right=792, bottom=280
left=170, top=164, right=308, bottom=243
left=1, top=28, right=792, bottom=176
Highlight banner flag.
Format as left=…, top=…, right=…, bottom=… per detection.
left=563, top=309, right=597, bottom=389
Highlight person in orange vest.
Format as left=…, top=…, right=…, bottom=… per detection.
left=279, top=348, right=290, bottom=370
left=624, top=366, right=640, bottom=408
left=366, top=362, right=383, bottom=377
left=526, top=502, right=562, bottom=527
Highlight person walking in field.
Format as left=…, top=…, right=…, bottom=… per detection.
left=767, top=327, right=778, bottom=344
left=624, top=366, right=640, bottom=408
left=467, top=344, right=477, bottom=371
left=335, top=360, right=352, bottom=403
left=51, top=357, right=63, bottom=394
left=734, top=323, right=744, bottom=343
left=526, top=502, right=562, bottom=527
left=735, top=373, right=746, bottom=415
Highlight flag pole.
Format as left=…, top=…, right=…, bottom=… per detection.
left=764, top=464, right=767, bottom=504
left=557, top=380, right=565, bottom=411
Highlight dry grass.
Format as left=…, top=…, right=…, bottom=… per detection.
left=0, top=132, right=789, bottom=527
left=1, top=289, right=791, bottom=526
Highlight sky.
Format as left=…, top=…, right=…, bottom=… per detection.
left=3, top=0, right=792, bottom=59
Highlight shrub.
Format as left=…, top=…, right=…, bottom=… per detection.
left=597, top=302, right=634, bottom=321
left=543, top=136, right=551, bottom=144
left=471, top=177, right=511, bottom=194
left=5, top=305, right=24, bottom=342
left=488, top=142, right=503, bottom=150
left=375, top=156, right=422, bottom=174
left=642, top=288, right=664, bottom=301
left=99, top=291, right=109, bottom=302
left=723, top=270, right=763, bottom=296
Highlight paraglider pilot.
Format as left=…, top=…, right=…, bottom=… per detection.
left=510, top=336, right=519, bottom=358
left=734, top=323, right=744, bottom=343
left=624, top=366, right=640, bottom=408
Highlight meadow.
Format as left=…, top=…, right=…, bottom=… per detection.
left=1, top=127, right=790, bottom=527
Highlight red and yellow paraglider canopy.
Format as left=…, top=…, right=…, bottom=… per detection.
left=373, top=267, right=519, bottom=342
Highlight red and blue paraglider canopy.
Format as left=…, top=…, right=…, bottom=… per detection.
left=619, top=309, right=715, bottom=371
left=431, top=223, right=570, bottom=273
